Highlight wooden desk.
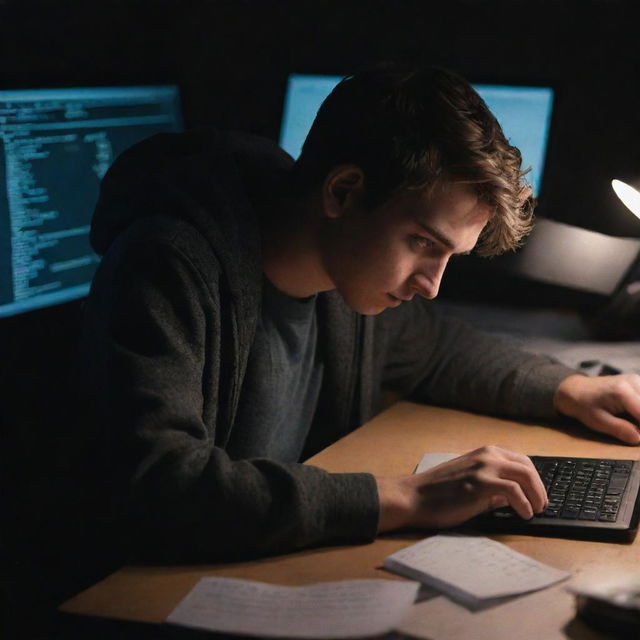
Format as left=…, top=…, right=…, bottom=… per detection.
left=60, top=402, right=640, bottom=639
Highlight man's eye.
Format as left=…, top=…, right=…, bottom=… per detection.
left=411, top=236, right=434, bottom=250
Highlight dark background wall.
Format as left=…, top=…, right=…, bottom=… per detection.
left=2, top=0, right=640, bottom=233
left=1, top=0, right=640, bottom=451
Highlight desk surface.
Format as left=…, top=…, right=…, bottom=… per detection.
left=60, top=402, right=640, bottom=639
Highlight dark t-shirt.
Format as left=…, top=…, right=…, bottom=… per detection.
left=227, top=276, right=324, bottom=462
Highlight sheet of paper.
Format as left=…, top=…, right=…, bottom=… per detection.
left=415, top=452, right=459, bottom=473
left=166, top=577, right=420, bottom=638
left=384, top=534, right=570, bottom=608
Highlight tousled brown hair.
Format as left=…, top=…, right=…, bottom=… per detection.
left=292, top=65, right=534, bottom=255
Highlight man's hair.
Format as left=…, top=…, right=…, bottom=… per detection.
left=292, top=65, right=534, bottom=256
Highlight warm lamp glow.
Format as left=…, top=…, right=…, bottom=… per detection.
left=612, top=179, right=640, bottom=220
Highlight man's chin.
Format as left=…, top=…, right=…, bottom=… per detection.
left=360, top=306, right=388, bottom=316
left=347, top=300, right=392, bottom=316
left=337, top=290, right=394, bottom=315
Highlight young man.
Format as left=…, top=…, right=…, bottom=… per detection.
left=77, top=66, right=640, bottom=567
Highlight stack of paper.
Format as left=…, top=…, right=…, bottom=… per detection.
left=384, top=533, right=571, bottom=609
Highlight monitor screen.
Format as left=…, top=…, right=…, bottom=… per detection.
left=0, top=84, right=183, bottom=318
left=279, top=74, right=554, bottom=198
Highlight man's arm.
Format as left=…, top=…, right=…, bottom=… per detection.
left=377, top=299, right=577, bottom=420
left=381, top=300, right=640, bottom=446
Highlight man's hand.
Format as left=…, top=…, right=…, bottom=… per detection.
left=375, top=446, right=547, bottom=533
left=554, top=374, right=640, bottom=445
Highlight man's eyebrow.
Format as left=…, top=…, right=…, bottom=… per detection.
left=416, top=221, right=472, bottom=255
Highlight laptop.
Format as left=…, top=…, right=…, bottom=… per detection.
left=416, top=453, right=640, bottom=542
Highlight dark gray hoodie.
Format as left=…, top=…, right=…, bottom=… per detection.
left=77, top=128, right=576, bottom=565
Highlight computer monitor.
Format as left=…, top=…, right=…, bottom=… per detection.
left=279, top=74, right=554, bottom=198
left=0, top=84, right=183, bottom=318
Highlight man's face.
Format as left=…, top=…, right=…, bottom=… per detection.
left=320, top=178, right=491, bottom=315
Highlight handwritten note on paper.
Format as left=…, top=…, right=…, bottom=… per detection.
left=384, top=534, right=570, bottom=608
left=166, top=577, right=420, bottom=638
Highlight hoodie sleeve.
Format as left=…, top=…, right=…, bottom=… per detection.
left=377, top=299, right=578, bottom=419
left=80, top=225, right=379, bottom=562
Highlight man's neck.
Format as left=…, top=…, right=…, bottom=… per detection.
left=260, top=192, right=334, bottom=299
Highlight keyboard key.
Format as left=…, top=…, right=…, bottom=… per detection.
left=609, top=477, right=629, bottom=490
left=561, top=506, right=580, bottom=519
left=599, top=514, right=618, bottom=522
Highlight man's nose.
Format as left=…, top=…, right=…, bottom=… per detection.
left=411, top=258, right=449, bottom=299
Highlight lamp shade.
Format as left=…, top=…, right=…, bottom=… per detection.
left=612, top=179, right=640, bottom=219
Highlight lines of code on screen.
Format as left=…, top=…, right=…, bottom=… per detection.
left=0, top=86, right=182, bottom=318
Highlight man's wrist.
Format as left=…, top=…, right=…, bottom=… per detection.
left=375, top=476, right=413, bottom=533
left=553, top=373, right=585, bottom=417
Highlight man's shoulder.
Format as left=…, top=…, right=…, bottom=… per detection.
left=105, top=215, right=223, bottom=281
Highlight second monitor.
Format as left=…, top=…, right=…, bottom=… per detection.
left=0, top=84, right=183, bottom=318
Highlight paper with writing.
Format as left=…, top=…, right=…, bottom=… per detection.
left=166, top=576, right=420, bottom=638
left=384, top=534, right=570, bottom=608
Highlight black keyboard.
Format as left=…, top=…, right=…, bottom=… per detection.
left=534, top=457, right=632, bottom=522
left=471, top=456, right=640, bottom=542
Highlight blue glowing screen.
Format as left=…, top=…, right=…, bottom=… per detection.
left=279, top=74, right=553, bottom=198
left=0, top=85, right=183, bottom=318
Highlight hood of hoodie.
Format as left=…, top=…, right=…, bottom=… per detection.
left=90, top=128, right=294, bottom=299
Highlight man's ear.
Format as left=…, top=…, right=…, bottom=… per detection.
left=322, top=165, right=365, bottom=219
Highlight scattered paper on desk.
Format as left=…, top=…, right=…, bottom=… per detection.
left=166, top=576, right=420, bottom=638
left=414, top=452, right=459, bottom=473
left=384, top=534, right=570, bottom=609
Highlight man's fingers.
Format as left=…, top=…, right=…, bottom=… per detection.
left=481, top=476, right=534, bottom=520
left=616, top=384, right=640, bottom=423
left=489, top=495, right=509, bottom=509
left=468, top=447, right=547, bottom=513
left=492, top=450, right=547, bottom=509
left=557, top=373, right=640, bottom=445
left=588, top=409, right=640, bottom=445
left=498, top=460, right=547, bottom=513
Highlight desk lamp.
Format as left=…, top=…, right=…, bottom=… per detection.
left=591, top=179, right=640, bottom=339
left=612, top=179, right=640, bottom=220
